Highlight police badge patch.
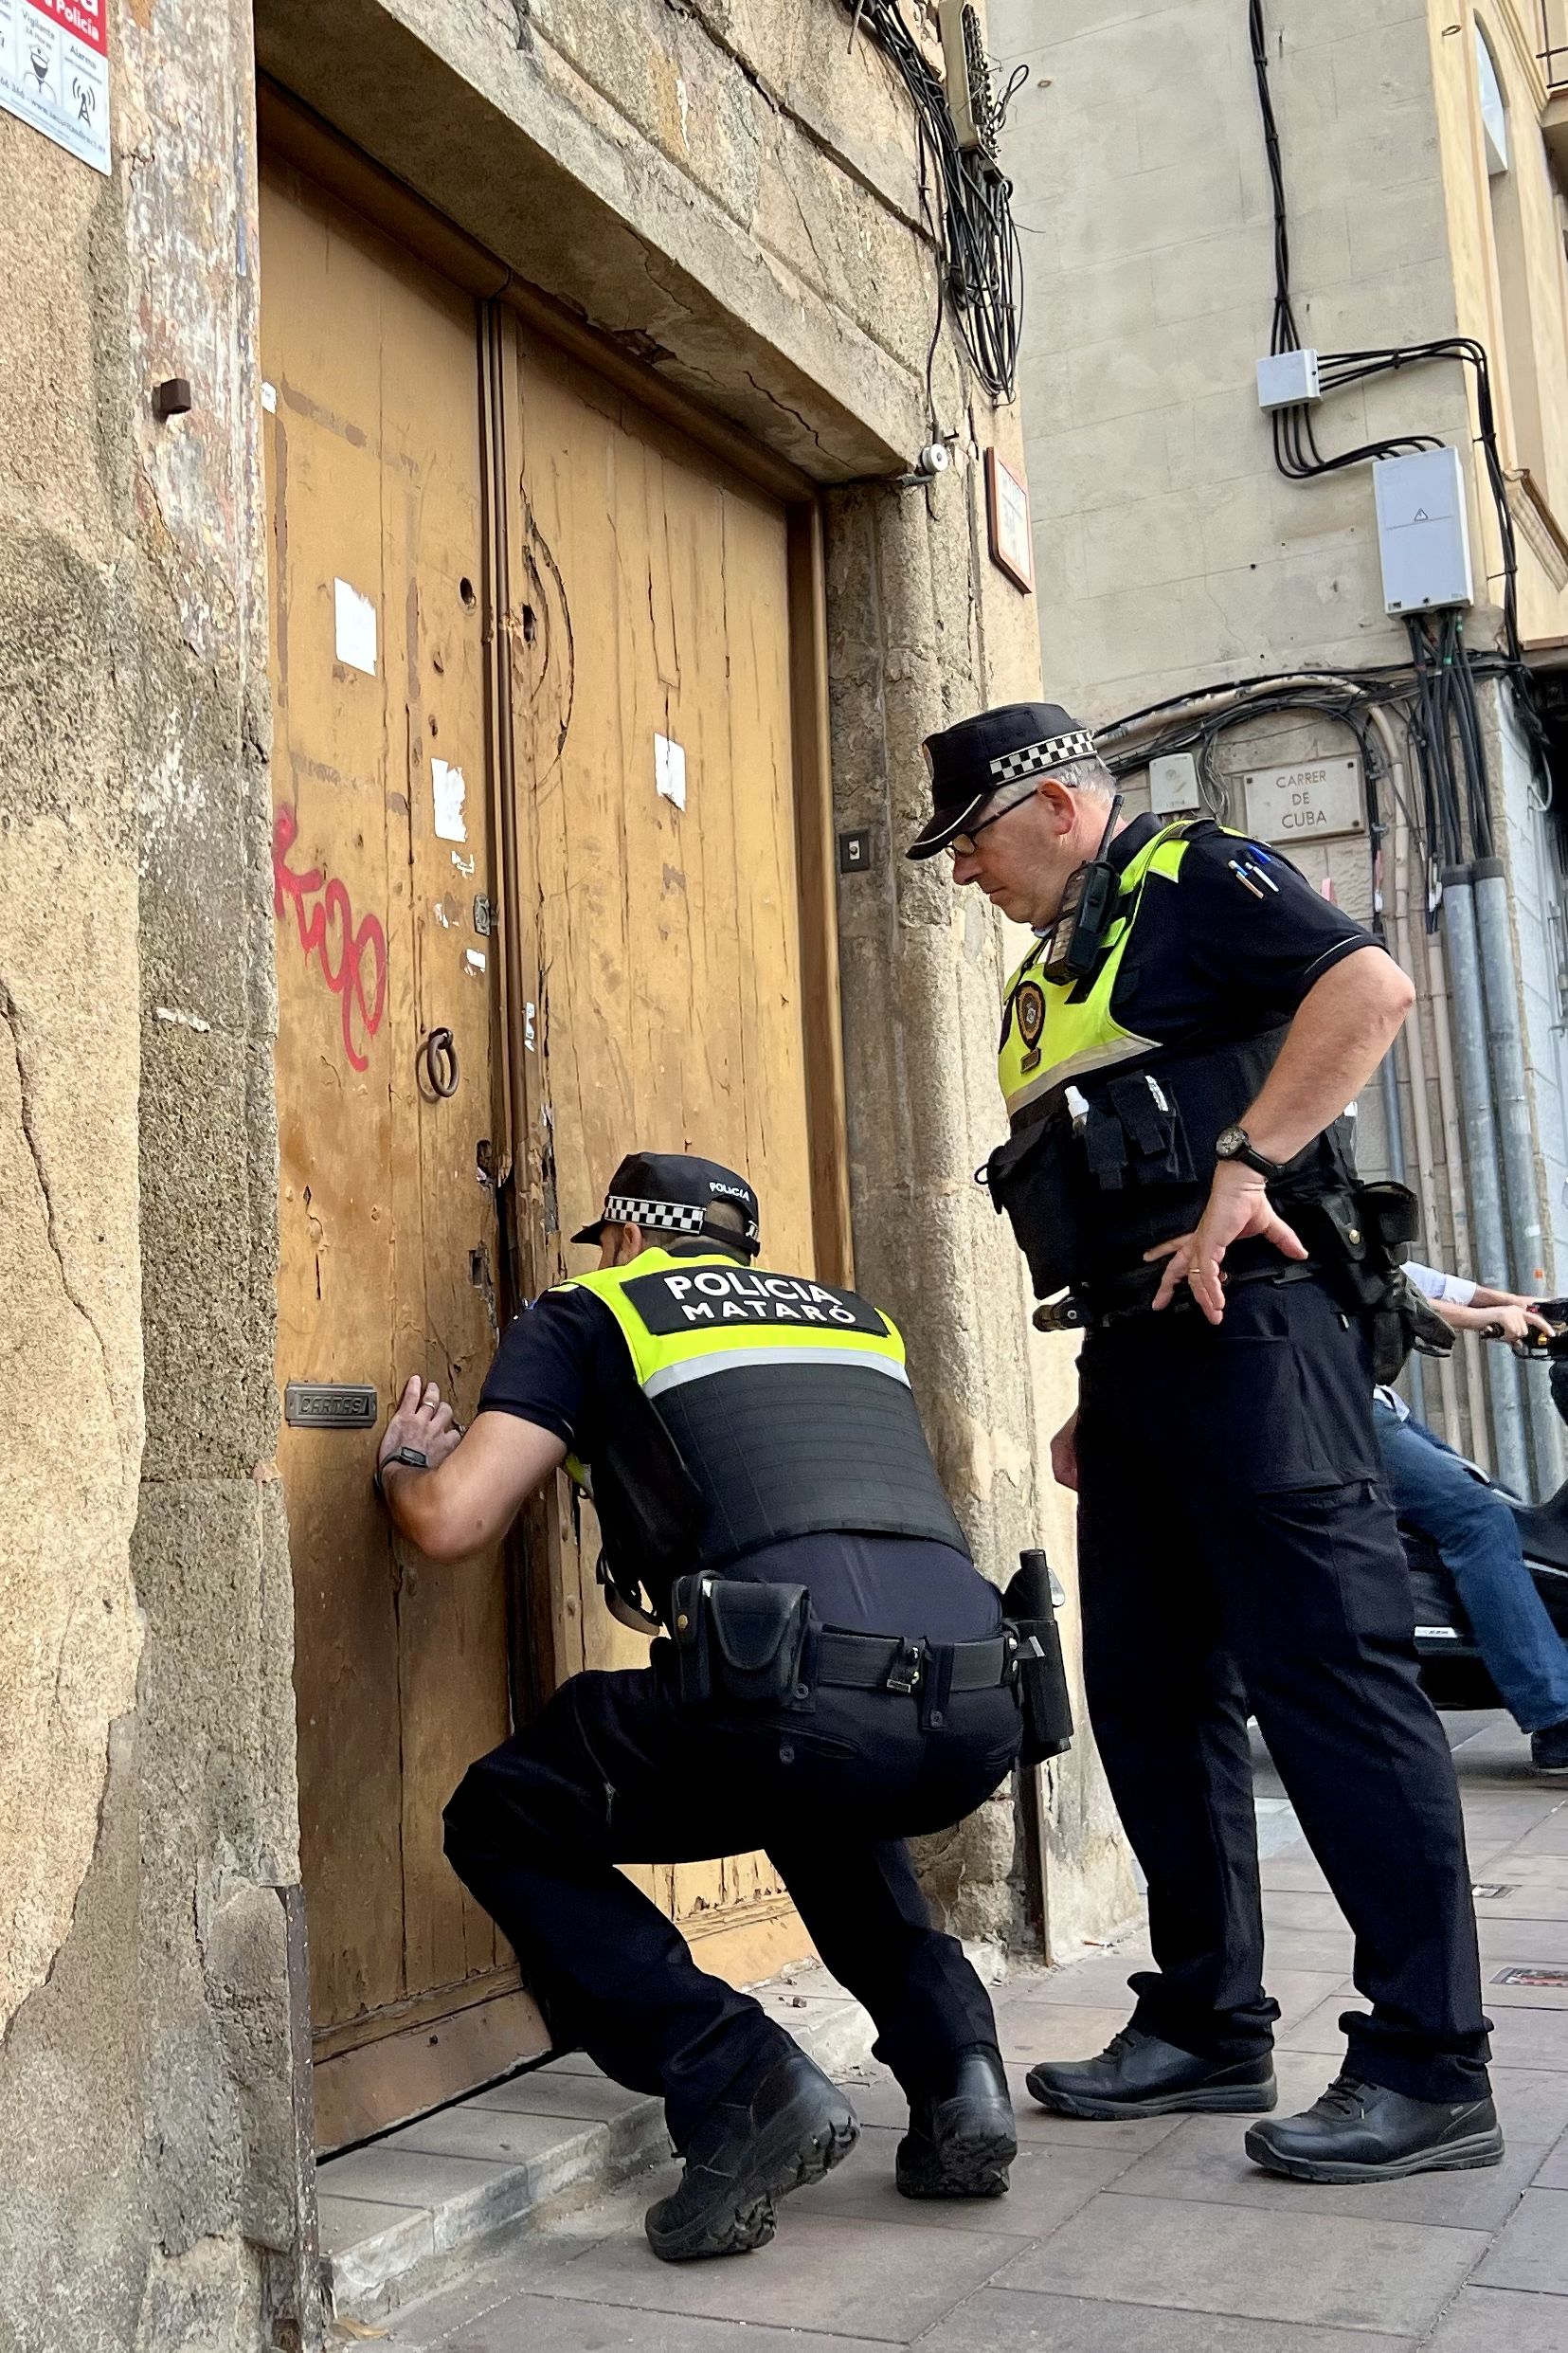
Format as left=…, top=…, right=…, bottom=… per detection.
left=1017, top=980, right=1047, bottom=1074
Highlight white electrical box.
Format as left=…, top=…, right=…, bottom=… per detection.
left=1149, top=751, right=1201, bottom=816
left=1256, top=349, right=1322, bottom=410
left=1373, top=447, right=1474, bottom=615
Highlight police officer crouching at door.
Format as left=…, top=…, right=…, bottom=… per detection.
left=374, top=1152, right=1028, bottom=2262
left=907, top=703, right=1500, bottom=2184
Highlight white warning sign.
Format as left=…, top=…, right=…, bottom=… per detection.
left=0, top=0, right=111, bottom=177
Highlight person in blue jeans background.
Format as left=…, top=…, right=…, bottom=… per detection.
left=1378, top=1261, right=1568, bottom=1772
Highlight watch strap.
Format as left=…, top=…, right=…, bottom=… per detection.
left=373, top=1445, right=429, bottom=1501
left=1218, top=1128, right=1287, bottom=1182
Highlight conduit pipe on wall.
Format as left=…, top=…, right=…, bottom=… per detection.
left=1473, top=858, right=1564, bottom=1493
left=1420, top=919, right=1488, bottom=1466
left=1443, top=869, right=1530, bottom=1496
left=1369, top=707, right=1463, bottom=1446
left=1377, top=1038, right=1424, bottom=1422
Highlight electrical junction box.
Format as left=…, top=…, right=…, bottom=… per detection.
left=938, top=2, right=999, bottom=158
left=1149, top=751, right=1201, bottom=816
left=1374, top=446, right=1474, bottom=615
left=1256, top=348, right=1322, bottom=410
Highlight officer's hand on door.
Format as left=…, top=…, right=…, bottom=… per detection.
left=380, top=1375, right=462, bottom=1476
left=1146, top=1164, right=1308, bottom=1325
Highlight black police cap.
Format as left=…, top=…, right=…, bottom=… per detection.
left=571, top=1151, right=762, bottom=1258
left=907, top=701, right=1097, bottom=860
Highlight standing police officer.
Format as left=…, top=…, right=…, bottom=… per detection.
left=907, top=702, right=1499, bottom=2185
left=374, top=1151, right=1023, bottom=2262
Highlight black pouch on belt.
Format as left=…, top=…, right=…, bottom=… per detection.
left=1002, top=1549, right=1074, bottom=1766
left=670, top=1576, right=810, bottom=1708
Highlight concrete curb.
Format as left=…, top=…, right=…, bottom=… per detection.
left=318, top=1967, right=877, bottom=2326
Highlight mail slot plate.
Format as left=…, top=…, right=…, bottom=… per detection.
left=285, top=1382, right=378, bottom=1430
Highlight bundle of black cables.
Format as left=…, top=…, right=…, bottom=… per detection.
left=1097, top=673, right=1398, bottom=832
left=1403, top=608, right=1496, bottom=867
left=1248, top=0, right=1551, bottom=812
left=840, top=1, right=1023, bottom=405
left=1095, top=651, right=1522, bottom=932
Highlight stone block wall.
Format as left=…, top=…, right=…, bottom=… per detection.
left=1, top=0, right=310, bottom=2344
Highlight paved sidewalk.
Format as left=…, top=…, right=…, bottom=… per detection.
left=370, top=1716, right=1568, bottom=2352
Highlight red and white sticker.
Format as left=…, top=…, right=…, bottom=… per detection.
left=1, top=0, right=110, bottom=176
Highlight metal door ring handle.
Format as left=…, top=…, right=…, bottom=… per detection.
left=420, top=1025, right=460, bottom=1098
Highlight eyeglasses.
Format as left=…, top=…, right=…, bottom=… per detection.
left=947, top=779, right=1039, bottom=858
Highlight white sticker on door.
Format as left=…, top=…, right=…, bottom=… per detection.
left=656, top=733, right=687, bottom=812
left=333, top=578, right=377, bottom=676
left=432, top=759, right=467, bottom=842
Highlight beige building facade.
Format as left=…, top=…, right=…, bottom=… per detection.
left=0, top=5, right=1138, bottom=2347
left=998, top=0, right=1568, bottom=1492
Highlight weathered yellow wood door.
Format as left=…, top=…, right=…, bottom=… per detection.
left=261, top=160, right=546, bottom=2150
left=501, top=325, right=818, bottom=1986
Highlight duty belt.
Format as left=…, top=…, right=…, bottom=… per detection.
left=814, top=1629, right=1015, bottom=1698
left=1084, top=1248, right=1324, bottom=1327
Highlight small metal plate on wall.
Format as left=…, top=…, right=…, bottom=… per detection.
left=1493, top=1965, right=1568, bottom=1988
left=285, top=1382, right=378, bottom=1429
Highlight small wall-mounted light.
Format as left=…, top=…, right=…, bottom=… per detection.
left=153, top=377, right=193, bottom=421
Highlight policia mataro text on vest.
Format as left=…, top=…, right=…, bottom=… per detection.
left=908, top=700, right=1500, bottom=2187
left=373, top=1149, right=1072, bottom=2263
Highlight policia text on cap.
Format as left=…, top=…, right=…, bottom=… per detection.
left=910, top=703, right=1500, bottom=2185
left=372, top=1149, right=1068, bottom=2263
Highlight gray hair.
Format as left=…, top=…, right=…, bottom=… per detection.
left=1052, top=754, right=1117, bottom=797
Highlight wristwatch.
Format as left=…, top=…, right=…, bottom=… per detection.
left=373, top=1445, right=429, bottom=1502
left=1215, top=1124, right=1288, bottom=1182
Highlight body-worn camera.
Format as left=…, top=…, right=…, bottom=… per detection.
left=1037, top=794, right=1125, bottom=986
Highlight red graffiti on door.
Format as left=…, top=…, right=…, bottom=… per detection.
left=272, top=806, right=387, bottom=1072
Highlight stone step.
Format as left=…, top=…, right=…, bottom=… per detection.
left=316, top=1965, right=877, bottom=2326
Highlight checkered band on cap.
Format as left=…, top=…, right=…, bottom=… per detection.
left=604, top=1193, right=708, bottom=1237
left=604, top=1192, right=762, bottom=1241
left=988, top=729, right=1096, bottom=787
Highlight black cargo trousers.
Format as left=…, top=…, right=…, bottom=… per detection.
left=1075, top=1269, right=1491, bottom=2104
left=443, top=1626, right=1022, bottom=2148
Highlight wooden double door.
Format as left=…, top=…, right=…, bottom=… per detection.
left=260, top=148, right=841, bottom=2148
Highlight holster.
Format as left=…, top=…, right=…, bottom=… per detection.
left=1374, top=1266, right=1457, bottom=1387
left=1286, top=1178, right=1427, bottom=1384
left=1002, top=1550, right=1074, bottom=1766
left=668, top=1574, right=810, bottom=1710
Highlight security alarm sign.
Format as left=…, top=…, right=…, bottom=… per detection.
left=0, top=0, right=111, bottom=177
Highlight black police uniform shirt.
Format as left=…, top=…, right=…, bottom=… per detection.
left=1100, top=813, right=1372, bottom=1044
left=478, top=1248, right=1000, bottom=1645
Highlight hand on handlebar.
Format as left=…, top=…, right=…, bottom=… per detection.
left=1476, top=1303, right=1556, bottom=1347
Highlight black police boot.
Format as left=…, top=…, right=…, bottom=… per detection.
left=644, top=2048, right=859, bottom=2263
left=895, top=2047, right=1017, bottom=2200
left=1026, top=2026, right=1277, bottom=2121
left=1245, top=2072, right=1505, bottom=2183
left=1531, top=1716, right=1568, bottom=1773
